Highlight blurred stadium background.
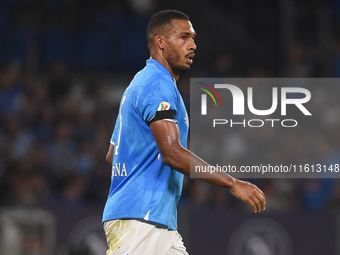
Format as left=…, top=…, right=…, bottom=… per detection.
left=0, top=0, right=340, bottom=254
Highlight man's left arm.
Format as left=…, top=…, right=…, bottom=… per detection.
left=150, top=119, right=266, bottom=213
left=106, top=143, right=114, bottom=165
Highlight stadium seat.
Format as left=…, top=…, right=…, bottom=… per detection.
left=41, top=30, right=74, bottom=67
left=96, top=13, right=125, bottom=68
left=80, top=29, right=110, bottom=70
left=118, top=16, right=149, bottom=69
left=7, top=28, right=36, bottom=63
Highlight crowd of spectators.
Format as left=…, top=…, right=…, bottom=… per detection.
left=1, top=0, right=340, bottom=216
left=0, top=60, right=116, bottom=210
left=1, top=53, right=340, bottom=214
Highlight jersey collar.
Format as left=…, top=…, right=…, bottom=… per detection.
left=146, top=59, right=174, bottom=81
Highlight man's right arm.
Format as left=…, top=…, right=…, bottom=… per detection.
left=106, top=143, right=114, bottom=166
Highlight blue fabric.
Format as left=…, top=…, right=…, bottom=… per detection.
left=102, top=59, right=189, bottom=230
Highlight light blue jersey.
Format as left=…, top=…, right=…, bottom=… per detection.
left=102, top=59, right=189, bottom=230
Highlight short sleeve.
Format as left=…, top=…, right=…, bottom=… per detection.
left=136, top=79, right=178, bottom=123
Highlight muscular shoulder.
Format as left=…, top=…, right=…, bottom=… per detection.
left=136, top=65, right=177, bottom=103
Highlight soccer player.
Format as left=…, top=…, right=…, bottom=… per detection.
left=102, top=10, right=266, bottom=255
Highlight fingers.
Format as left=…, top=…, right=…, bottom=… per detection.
left=248, top=185, right=266, bottom=213
left=230, top=180, right=266, bottom=213
left=255, top=186, right=265, bottom=199
left=254, top=187, right=266, bottom=211
left=248, top=197, right=258, bottom=213
left=258, top=190, right=266, bottom=211
left=250, top=192, right=265, bottom=213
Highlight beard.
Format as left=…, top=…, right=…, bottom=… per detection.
left=166, top=48, right=190, bottom=76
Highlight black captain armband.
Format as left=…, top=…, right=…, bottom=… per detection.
left=149, top=110, right=176, bottom=123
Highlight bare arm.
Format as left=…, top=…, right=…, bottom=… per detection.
left=150, top=120, right=266, bottom=213
left=106, top=143, right=114, bottom=165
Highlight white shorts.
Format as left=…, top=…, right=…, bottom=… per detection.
left=103, top=219, right=189, bottom=255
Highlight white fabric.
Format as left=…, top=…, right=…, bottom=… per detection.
left=103, top=219, right=188, bottom=255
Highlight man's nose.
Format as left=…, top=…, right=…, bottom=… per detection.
left=189, top=38, right=197, bottom=51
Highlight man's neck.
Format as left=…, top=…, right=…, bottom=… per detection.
left=149, top=56, right=179, bottom=81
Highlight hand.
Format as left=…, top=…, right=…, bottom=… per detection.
left=229, top=179, right=266, bottom=213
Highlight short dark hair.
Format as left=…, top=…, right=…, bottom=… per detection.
left=146, top=10, right=190, bottom=50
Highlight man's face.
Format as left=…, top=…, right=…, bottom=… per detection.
left=163, top=19, right=197, bottom=75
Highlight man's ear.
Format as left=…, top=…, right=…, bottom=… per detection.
left=155, top=35, right=165, bottom=51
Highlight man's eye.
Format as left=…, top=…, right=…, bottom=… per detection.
left=182, top=36, right=187, bottom=39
